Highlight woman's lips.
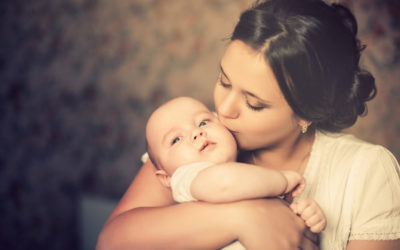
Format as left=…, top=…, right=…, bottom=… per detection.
left=218, top=118, right=238, bottom=133
left=225, top=127, right=239, bottom=135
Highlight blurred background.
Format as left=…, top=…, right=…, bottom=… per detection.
left=1, top=0, right=399, bottom=249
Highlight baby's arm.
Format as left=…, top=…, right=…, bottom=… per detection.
left=190, top=162, right=305, bottom=203
left=290, top=198, right=327, bottom=233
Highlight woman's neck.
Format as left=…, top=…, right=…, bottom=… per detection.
left=251, top=130, right=315, bottom=174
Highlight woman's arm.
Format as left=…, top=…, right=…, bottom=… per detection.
left=96, top=160, right=312, bottom=250
left=97, top=160, right=236, bottom=249
left=190, top=162, right=304, bottom=203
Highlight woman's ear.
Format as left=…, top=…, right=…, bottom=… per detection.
left=155, top=169, right=171, bottom=187
left=298, top=119, right=312, bottom=134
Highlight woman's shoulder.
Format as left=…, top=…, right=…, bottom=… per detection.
left=314, top=130, right=391, bottom=157
left=307, top=131, right=400, bottom=211
left=310, top=130, right=399, bottom=173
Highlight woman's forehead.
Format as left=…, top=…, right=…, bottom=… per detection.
left=220, top=41, right=284, bottom=103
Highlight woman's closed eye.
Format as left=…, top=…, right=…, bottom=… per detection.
left=245, top=96, right=268, bottom=111
left=220, top=80, right=231, bottom=89
left=219, top=75, right=231, bottom=89
left=246, top=101, right=266, bottom=111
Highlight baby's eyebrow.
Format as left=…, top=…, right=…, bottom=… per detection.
left=194, top=110, right=214, bottom=117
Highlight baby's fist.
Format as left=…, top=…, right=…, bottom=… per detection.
left=290, top=198, right=326, bottom=233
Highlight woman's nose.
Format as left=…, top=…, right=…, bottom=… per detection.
left=217, top=92, right=239, bottom=119
left=192, top=128, right=206, bottom=141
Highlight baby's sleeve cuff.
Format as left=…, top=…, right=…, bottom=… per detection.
left=170, top=162, right=214, bottom=203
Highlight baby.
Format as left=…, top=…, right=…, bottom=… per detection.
left=145, top=97, right=326, bottom=249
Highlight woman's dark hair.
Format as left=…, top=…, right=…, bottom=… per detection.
left=232, top=0, right=376, bottom=132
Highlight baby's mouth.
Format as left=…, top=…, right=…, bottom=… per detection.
left=200, top=141, right=215, bottom=152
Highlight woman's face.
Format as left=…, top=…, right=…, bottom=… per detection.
left=214, top=40, right=301, bottom=151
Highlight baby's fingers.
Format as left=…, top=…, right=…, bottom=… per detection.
left=310, top=219, right=327, bottom=233
left=289, top=202, right=299, bottom=214
left=291, top=198, right=326, bottom=233
left=292, top=178, right=306, bottom=197
left=300, top=204, right=318, bottom=221
left=290, top=198, right=313, bottom=215
left=305, top=213, right=327, bottom=233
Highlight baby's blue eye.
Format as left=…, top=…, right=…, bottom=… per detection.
left=199, top=120, right=208, bottom=127
left=172, top=137, right=181, bottom=145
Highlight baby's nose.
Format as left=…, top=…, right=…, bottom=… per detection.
left=193, top=129, right=206, bottom=140
left=193, top=131, right=203, bottom=140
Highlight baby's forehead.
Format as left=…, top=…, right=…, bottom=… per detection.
left=161, top=98, right=211, bottom=116
left=148, top=98, right=213, bottom=132
left=167, top=97, right=208, bottom=109
left=150, top=100, right=206, bottom=123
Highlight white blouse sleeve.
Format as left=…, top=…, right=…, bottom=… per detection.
left=141, top=152, right=149, bottom=163
left=348, top=146, right=400, bottom=240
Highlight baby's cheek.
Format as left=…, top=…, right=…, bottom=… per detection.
left=177, top=148, right=201, bottom=164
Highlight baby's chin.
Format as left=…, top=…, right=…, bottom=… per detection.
left=213, top=154, right=237, bottom=164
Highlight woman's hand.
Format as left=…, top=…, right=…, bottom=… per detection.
left=232, top=198, right=318, bottom=250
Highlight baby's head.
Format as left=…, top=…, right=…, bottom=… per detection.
left=146, top=97, right=237, bottom=185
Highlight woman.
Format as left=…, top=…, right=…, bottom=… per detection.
left=97, top=0, right=400, bottom=249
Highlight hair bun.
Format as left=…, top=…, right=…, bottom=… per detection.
left=351, top=70, right=377, bottom=115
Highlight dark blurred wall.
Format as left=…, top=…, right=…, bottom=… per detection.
left=0, top=0, right=399, bottom=249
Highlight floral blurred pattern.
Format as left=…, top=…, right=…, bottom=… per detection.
left=0, top=0, right=399, bottom=249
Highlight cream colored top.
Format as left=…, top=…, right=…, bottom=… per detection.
left=297, top=131, right=400, bottom=249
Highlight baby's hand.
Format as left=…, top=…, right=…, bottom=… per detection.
left=290, top=198, right=327, bottom=233
left=281, top=170, right=305, bottom=197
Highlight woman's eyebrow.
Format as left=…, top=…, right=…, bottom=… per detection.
left=219, top=65, right=230, bottom=80
left=244, top=90, right=272, bottom=106
left=220, top=63, right=271, bottom=105
left=244, top=90, right=264, bottom=101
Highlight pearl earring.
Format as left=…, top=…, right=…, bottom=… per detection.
left=301, top=124, right=308, bottom=134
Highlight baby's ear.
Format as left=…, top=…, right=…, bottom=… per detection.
left=155, top=169, right=171, bottom=187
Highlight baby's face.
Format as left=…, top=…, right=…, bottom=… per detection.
left=146, top=97, right=237, bottom=175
